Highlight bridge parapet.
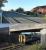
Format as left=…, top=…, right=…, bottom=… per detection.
left=9, top=23, right=46, bottom=32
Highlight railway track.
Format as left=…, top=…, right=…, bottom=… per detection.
left=0, top=44, right=24, bottom=50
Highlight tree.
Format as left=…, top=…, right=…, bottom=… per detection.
left=0, top=0, right=7, bottom=8
left=24, top=11, right=31, bottom=15
left=10, top=9, right=14, bottom=12
left=0, top=0, right=7, bottom=23
left=15, top=7, right=24, bottom=13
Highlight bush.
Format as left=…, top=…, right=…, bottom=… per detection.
left=27, top=44, right=46, bottom=50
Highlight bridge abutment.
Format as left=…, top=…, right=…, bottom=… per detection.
left=40, top=29, right=46, bottom=46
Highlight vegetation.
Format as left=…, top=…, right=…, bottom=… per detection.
left=41, top=15, right=46, bottom=19
left=0, top=0, right=7, bottom=8
left=24, top=44, right=46, bottom=50
left=15, top=7, right=24, bottom=13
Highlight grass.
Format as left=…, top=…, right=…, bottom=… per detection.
left=1, top=43, right=46, bottom=50
left=41, top=15, right=46, bottom=19
left=24, top=44, right=46, bottom=50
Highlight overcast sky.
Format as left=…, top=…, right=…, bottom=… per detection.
left=2, top=0, right=46, bottom=11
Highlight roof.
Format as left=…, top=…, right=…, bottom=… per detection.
left=36, top=5, right=46, bottom=8
left=31, top=5, right=46, bottom=14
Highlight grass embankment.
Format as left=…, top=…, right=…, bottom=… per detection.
left=25, top=44, right=46, bottom=50
left=41, top=16, right=46, bottom=19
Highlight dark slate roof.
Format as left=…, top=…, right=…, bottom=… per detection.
left=33, top=5, right=46, bottom=9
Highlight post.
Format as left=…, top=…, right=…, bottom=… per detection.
left=40, top=29, right=46, bottom=46
left=0, top=7, right=2, bottom=23
left=23, top=35, right=26, bottom=44
left=19, top=35, right=20, bottom=43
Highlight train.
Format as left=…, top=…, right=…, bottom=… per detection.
left=19, top=32, right=41, bottom=44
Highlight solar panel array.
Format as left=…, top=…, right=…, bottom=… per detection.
left=2, top=11, right=46, bottom=24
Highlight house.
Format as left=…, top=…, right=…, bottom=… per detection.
left=31, top=6, right=46, bottom=15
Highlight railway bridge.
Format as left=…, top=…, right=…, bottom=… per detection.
left=0, top=23, right=46, bottom=45
left=0, top=16, right=46, bottom=46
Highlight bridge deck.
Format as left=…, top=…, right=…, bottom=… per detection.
left=2, top=16, right=46, bottom=32
left=9, top=23, right=46, bottom=32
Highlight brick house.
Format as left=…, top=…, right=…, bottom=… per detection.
left=31, top=6, right=46, bottom=15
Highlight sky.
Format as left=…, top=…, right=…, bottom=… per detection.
left=2, top=0, right=46, bottom=11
